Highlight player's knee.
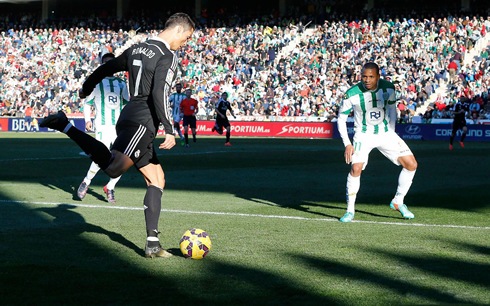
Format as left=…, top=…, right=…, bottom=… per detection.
left=405, top=159, right=418, bottom=171
left=350, top=165, right=363, bottom=177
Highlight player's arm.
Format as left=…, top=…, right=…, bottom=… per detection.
left=385, top=87, right=397, bottom=131
left=81, top=49, right=129, bottom=98
left=338, top=95, right=353, bottom=164
left=227, top=103, right=236, bottom=119
left=193, top=99, right=199, bottom=116
left=153, top=55, right=176, bottom=149
left=121, top=81, right=130, bottom=106
left=83, top=91, right=96, bottom=131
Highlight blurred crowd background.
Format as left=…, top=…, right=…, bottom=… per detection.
left=1, top=0, right=489, bottom=124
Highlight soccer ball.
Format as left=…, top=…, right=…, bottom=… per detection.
left=179, top=228, right=212, bottom=259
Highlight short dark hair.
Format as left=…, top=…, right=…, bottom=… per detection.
left=165, top=13, right=195, bottom=31
left=362, top=62, right=380, bottom=75
left=101, top=53, right=115, bottom=64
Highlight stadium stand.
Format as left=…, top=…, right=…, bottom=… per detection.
left=1, top=11, right=489, bottom=124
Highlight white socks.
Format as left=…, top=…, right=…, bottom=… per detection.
left=85, top=162, right=100, bottom=182
left=393, top=168, right=416, bottom=204
left=346, top=173, right=361, bottom=213
left=106, top=176, right=121, bottom=190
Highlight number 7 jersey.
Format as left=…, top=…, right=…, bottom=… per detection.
left=82, top=36, right=178, bottom=135
left=339, top=79, right=397, bottom=134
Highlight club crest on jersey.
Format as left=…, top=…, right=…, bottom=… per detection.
left=166, top=70, right=174, bottom=85
left=343, top=94, right=348, bottom=100
left=383, top=92, right=389, bottom=100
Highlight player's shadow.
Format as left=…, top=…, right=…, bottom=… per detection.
left=167, top=248, right=187, bottom=258
left=240, top=191, right=404, bottom=221
left=74, top=184, right=107, bottom=202
left=33, top=204, right=144, bottom=257
left=291, top=253, right=466, bottom=304
left=364, top=245, right=490, bottom=290
left=40, top=181, right=107, bottom=202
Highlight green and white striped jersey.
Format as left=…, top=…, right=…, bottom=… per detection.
left=84, top=76, right=129, bottom=128
left=339, top=79, right=397, bottom=135
left=169, top=92, right=186, bottom=119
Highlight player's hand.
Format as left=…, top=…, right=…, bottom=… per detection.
left=159, top=134, right=176, bottom=150
left=79, top=88, right=87, bottom=99
left=344, top=144, right=355, bottom=164
left=85, top=121, right=93, bottom=131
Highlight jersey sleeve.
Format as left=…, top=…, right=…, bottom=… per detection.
left=82, top=49, right=129, bottom=96
left=121, top=81, right=130, bottom=106
left=385, top=87, right=397, bottom=130
left=152, top=54, right=176, bottom=135
left=338, top=94, right=353, bottom=147
left=83, top=88, right=97, bottom=123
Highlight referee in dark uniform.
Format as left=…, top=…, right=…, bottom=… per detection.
left=449, top=102, right=467, bottom=150
left=40, top=13, right=195, bottom=258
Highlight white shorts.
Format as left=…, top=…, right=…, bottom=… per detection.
left=95, top=126, right=117, bottom=149
left=351, top=131, right=413, bottom=170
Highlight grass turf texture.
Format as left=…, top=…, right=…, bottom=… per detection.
left=0, top=132, right=489, bottom=305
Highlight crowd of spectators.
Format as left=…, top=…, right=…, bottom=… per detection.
left=1, top=10, right=490, bottom=124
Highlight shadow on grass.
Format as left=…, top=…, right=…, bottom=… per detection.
left=0, top=199, right=337, bottom=304
left=292, top=253, right=465, bottom=304
left=365, top=245, right=490, bottom=289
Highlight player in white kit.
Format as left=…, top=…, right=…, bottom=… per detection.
left=337, top=62, right=418, bottom=222
left=77, top=53, right=129, bottom=203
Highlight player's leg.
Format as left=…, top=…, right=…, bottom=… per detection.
left=174, top=121, right=184, bottom=146
left=183, top=124, right=189, bottom=147
left=379, top=133, right=416, bottom=219
left=40, top=111, right=115, bottom=170
left=460, top=126, right=467, bottom=148
left=224, top=119, right=231, bottom=145
left=78, top=162, right=100, bottom=199
left=449, top=124, right=458, bottom=150
left=183, top=116, right=189, bottom=147
left=99, top=129, right=122, bottom=204
left=191, top=117, right=197, bottom=142
left=216, top=117, right=224, bottom=135
left=341, top=163, right=363, bottom=223
left=340, top=133, right=373, bottom=222
left=138, top=159, right=172, bottom=258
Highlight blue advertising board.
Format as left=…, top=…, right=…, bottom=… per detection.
left=332, top=122, right=490, bottom=141
left=7, top=118, right=87, bottom=133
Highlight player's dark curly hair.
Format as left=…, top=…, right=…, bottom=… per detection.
left=165, top=13, right=195, bottom=31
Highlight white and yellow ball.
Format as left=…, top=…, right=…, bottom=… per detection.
left=179, top=228, right=212, bottom=259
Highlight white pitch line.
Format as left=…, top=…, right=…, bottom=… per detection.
left=0, top=150, right=237, bottom=162
left=1, top=199, right=489, bottom=230
left=0, top=147, right=328, bottom=163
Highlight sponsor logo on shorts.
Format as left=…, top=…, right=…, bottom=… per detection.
left=135, top=150, right=140, bottom=158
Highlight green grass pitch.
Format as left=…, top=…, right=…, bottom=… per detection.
left=0, top=132, right=489, bottom=305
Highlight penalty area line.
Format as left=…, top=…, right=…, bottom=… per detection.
left=1, top=199, right=489, bottom=230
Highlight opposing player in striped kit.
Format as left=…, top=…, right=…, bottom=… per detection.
left=337, top=62, right=418, bottom=223
left=78, top=53, right=129, bottom=204
left=40, top=13, right=195, bottom=258
left=169, top=83, right=186, bottom=146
